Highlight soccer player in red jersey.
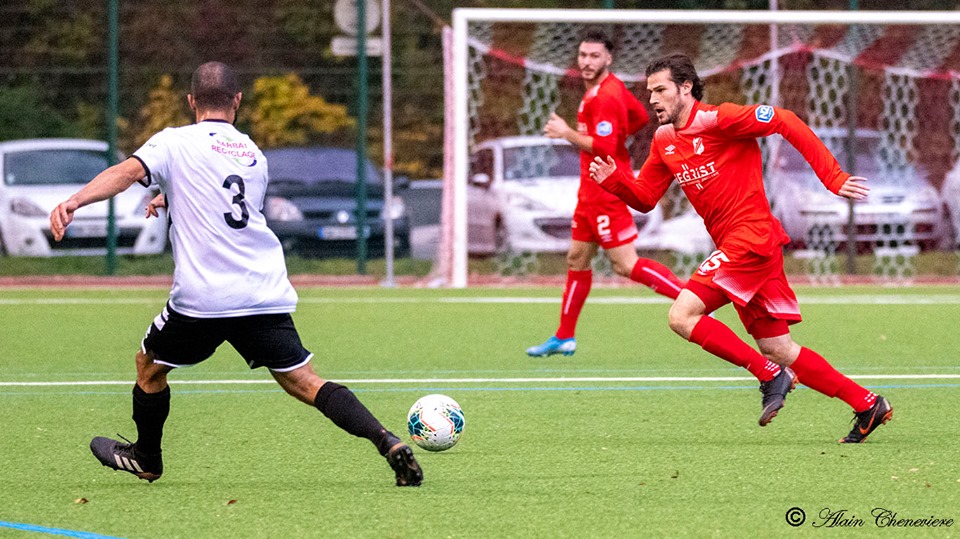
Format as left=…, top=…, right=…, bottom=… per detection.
left=526, top=30, right=685, bottom=358
left=589, top=53, right=892, bottom=443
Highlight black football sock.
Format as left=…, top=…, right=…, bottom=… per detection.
left=132, top=384, right=170, bottom=455
left=314, top=382, right=395, bottom=456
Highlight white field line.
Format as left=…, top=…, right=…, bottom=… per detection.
left=3, top=294, right=960, bottom=306
left=2, top=374, right=960, bottom=387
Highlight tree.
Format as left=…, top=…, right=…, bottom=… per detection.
left=126, top=75, right=193, bottom=150
left=243, top=73, right=355, bottom=149
left=0, top=85, right=76, bottom=141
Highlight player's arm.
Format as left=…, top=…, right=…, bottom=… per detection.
left=589, top=151, right=672, bottom=213
left=716, top=103, right=855, bottom=195
left=625, top=92, right=650, bottom=135
left=50, top=157, right=147, bottom=241
left=585, top=93, right=627, bottom=160
left=145, top=193, right=166, bottom=218
left=543, top=112, right=594, bottom=153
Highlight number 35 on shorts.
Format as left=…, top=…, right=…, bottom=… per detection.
left=697, top=250, right=730, bottom=275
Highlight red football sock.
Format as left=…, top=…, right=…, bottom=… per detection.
left=790, top=347, right=876, bottom=412
left=630, top=258, right=684, bottom=299
left=689, top=316, right=781, bottom=382
left=555, top=269, right=592, bottom=340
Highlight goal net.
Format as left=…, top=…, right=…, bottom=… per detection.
left=436, top=9, right=960, bottom=287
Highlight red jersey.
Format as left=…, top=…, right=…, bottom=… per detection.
left=576, top=73, right=648, bottom=206
left=602, top=101, right=850, bottom=257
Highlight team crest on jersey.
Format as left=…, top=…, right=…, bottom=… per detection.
left=692, top=137, right=705, bottom=155
left=755, top=105, right=775, bottom=123
left=595, top=121, right=613, bottom=137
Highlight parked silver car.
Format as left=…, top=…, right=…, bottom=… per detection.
left=0, top=138, right=167, bottom=256
left=940, top=158, right=960, bottom=249
left=767, top=129, right=947, bottom=252
left=467, top=136, right=662, bottom=255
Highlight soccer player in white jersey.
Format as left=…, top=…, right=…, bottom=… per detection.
left=49, top=61, right=423, bottom=486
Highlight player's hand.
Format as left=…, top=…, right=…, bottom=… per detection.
left=543, top=112, right=570, bottom=139
left=145, top=193, right=166, bottom=218
left=589, top=156, right=617, bottom=184
left=49, top=199, right=79, bottom=242
left=837, top=176, right=869, bottom=200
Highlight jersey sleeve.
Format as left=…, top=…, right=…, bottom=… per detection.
left=132, top=129, right=173, bottom=188
left=599, top=146, right=673, bottom=213
left=716, top=103, right=850, bottom=194
left=588, top=92, right=626, bottom=160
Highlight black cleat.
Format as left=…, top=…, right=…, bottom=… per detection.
left=386, top=441, right=423, bottom=487
left=90, top=436, right=163, bottom=482
left=758, top=367, right=798, bottom=426
left=838, top=395, right=893, bottom=443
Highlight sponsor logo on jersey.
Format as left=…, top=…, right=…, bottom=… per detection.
left=673, top=161, right=718, bottom=191
left=755, top=105, right=775, bottom=123
left=595, top=121, right=613, bottom=137
left=210, top=133, right=257, bottom=167
left=664, top=144, right=676, bottom=155
left=693, top=137, right=705, bottom=155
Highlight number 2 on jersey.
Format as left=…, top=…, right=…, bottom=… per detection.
left=222, top=175, right=249, bottom=229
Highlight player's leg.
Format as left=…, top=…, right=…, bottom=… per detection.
left=526, top=238, right=596, bottom=357
left=755, top=333, right=892, bottom=443
left=749, top=269, right=892, bottom=442
left=90, top=303, right=209, bottom=482
left=670, top=284, right=784, bottom=381
left=604, top=243, right=684, bottom=299
left=237, top=314, right=422, bottom=486
left=672, top=286, right=797, bottom=426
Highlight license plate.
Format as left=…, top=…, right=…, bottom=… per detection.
left=67, top=223, right=108, bottom=238
left=318, top=226, right=370, bottom=240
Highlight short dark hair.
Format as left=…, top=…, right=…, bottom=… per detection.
left=645, top=53, right=704, bottom=101
left=190, top=61, right=241, bottom=110
left=580, top=27, right=613, bottom=53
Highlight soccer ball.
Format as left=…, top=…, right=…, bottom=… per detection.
left=406, top=394, right=465, bottom=452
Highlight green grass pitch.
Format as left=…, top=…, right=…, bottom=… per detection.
left=1, top=285, right=959, bottom=538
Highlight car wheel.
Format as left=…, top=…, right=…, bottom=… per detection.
left=494, top=219, right=511, bottom=255
left=395, top=233, right=411, bottom=259
left=944, top=202, right=960, bottom=251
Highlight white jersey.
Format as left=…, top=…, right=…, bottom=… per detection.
left=134, top=120, right=297, bottom=318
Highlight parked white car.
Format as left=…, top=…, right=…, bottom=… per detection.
left=0, top=138, right=167, bottom=256
left=941, top=159, right=960, bottom=249
left=467, top=136, right=668, bottom=255
left=767, top=129, right=947, bottom=252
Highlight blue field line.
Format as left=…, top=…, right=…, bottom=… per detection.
left=0, top=521, right=122, bottom=539
left=2, top=382, right=959, bottom=397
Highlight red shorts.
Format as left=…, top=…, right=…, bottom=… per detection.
left=570, top=201, right=638, bottom=249
left=687, top=248, right=801, bottom=339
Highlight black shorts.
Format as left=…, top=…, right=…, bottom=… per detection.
left=142, top=303, right=312, bottom=372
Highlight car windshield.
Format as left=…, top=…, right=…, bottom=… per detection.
left=774, top=135, right=922, bottom=189
left=264, top=148, right=382, bottom=185
left=4, top=149, right=108, bottom=186
left=503, top=144, right=580, bottom=181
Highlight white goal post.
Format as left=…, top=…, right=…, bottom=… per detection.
left=438, top=8, right=960, bottom=288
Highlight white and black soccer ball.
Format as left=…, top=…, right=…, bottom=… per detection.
left=406, top=394, right=465, bottom=452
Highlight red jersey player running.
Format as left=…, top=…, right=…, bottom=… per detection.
left=589, top=53, right=892, bottom=443
left=526, top=29, right=684, bottom=358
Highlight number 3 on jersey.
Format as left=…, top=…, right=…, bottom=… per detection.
left=222, top=175, right=249, bottom=229
left=697, top=250, right=729, bottom=275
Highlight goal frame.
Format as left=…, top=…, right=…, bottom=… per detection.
left=445, top=8, right=960, bottom=288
